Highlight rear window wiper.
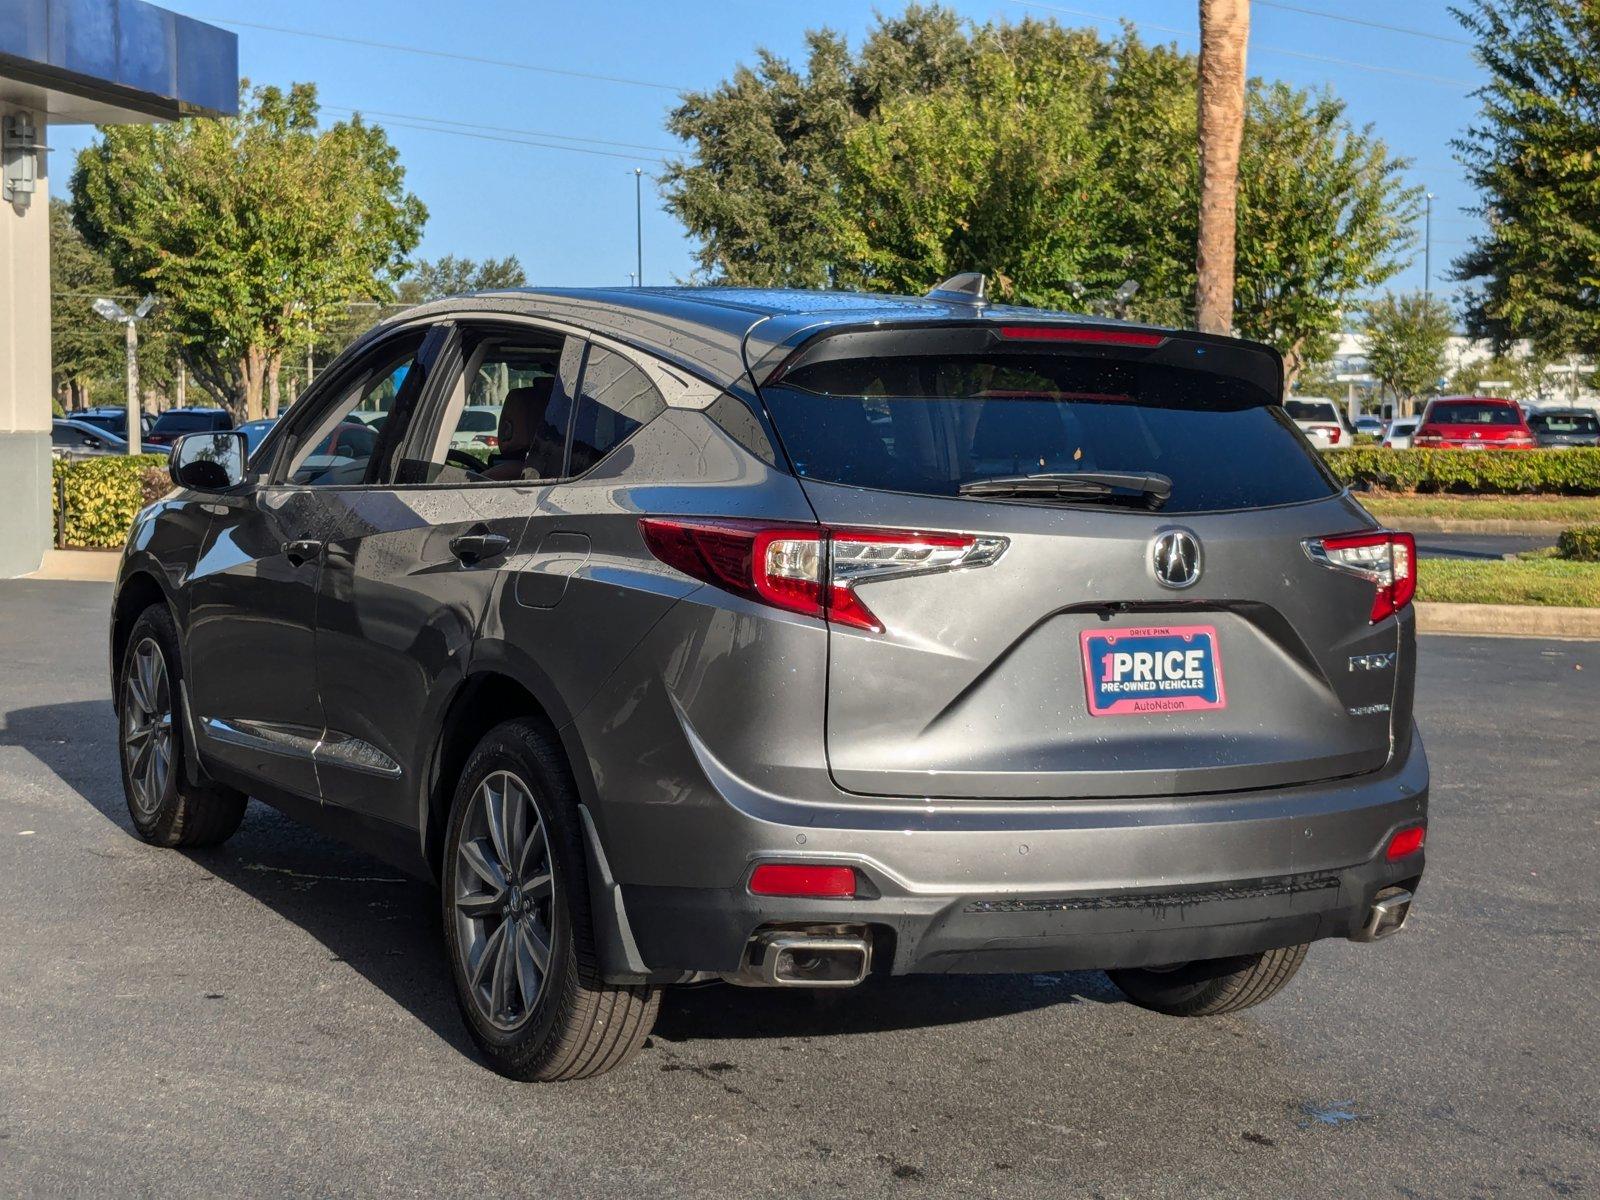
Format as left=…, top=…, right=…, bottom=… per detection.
left=958, top=471, right=1172, bottom=508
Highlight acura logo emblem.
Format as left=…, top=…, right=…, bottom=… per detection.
left=1152, top=529, right=1202, bottom=589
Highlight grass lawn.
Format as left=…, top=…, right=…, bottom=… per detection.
left=1359, top=494, right=1600, bottom=523
left=1417, top=555, right=1600, bottom=607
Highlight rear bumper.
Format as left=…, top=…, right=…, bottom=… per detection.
left=626, top=855, right=1423, bottom=976
left=608, top=729, right=1429, bottom=978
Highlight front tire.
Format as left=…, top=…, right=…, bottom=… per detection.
left=1109, top=943, right=1310, bottom=1017
left=441, top=718, right=659, bottom=1080
left=116, top=605, right=247, bottom=848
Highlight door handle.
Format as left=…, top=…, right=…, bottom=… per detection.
left=449, top=531, right=511, bottom=566
left=284, top=538, right=323, bottom=567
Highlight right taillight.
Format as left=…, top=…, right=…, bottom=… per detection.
left=1303, top=530, right=1417, bottom=622
left=639, top=518, right=1007, bottom=634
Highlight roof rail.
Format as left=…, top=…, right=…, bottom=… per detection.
left=925, top=272, right=988, bottom=306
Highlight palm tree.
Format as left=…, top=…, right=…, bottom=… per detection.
left=1195, top=0, right=1251, bottom=335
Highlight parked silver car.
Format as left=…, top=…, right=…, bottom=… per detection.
left=110, top=282, right=1427, bottom=1080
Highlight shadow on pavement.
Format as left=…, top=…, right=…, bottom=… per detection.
left=3, top=697, right=1124, bottom=1061
left=654, top=970, right=1121, bottom=1045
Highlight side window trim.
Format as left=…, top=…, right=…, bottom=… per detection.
left=558, top=338, right=589, bottom=480
left=374, top=322, right=457, bottom=485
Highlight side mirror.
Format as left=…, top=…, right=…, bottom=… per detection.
left=170, top=431, right=247, bottom=491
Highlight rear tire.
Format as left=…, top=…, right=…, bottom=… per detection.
left=116, top=605, right=247, bottom=848
left=1109, top=943, right=1309, bottom=1017
left=441, top=718, right=659, bottom=1080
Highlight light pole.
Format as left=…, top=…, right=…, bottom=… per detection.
left=92, top=295, right=155, bottom=455
left=1423, top=192, right=1435, bottom=302
left=630, top=167, right=643, bottom=287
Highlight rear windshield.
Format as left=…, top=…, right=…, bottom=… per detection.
left=458, top=409, right=499, bottom=432
left=1530, top=412, right=1599, bottom=434
left=1284, top=400, right=1338, bottom=422
left=1428, top=402, right=1519, bottom=426
left=153, top=411, right=224, bottom=433
left=76, top=412, right=125, bottom=434
left=761, top=352, right=1339, bottom=513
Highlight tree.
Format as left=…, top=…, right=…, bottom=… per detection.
left=663, top=5, right=978, bottom=286
left=1233, top=84, right=1421, bottom=386
left=1451, top=1, right=1600, bottom=358
left=836, top=28, right=1116, bottom=305
left=1195, top=0, right=1250, bottom=335
left=677, top=10, right=1416, bottom=385
left=71, top=81, right=427, bottom=421
left=399, top=254, right=528, bottom=304
left=49, top=198, right=123, bottom=410
left=1362, top=293, right=1455, bottom=414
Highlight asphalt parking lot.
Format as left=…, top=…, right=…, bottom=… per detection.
left=1413, top=532, right=1557, bottom=561
left=1, top=579, right=1596, bottom=1199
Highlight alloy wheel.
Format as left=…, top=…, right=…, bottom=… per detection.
left=453, top=770, right=556, bottom=1031
left=122, top=637, right=174, bottom=817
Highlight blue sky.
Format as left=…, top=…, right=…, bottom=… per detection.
left=49, top=0, right=1486, bottom=301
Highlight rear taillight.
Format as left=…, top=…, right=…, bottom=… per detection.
left=474, top=434, right=500, bottom=448
left=1304, top=530, right=1417, bottom=622
left=1412, top=427, right=1443, bottom=447
left=638, top=518, right=1007, bottom=634
left=1310, top=424, right=1342, bottom=444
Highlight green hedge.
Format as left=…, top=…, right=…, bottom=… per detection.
left=1327, top=448, right=1600, bottom=495
left=1557, top=525, right=1600, bottom=562
left=52, top=455, right=171, bottom=549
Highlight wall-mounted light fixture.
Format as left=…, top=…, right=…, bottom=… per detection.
left=2, top=112, right=47, bottom=209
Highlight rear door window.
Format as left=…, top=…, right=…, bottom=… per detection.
left=760, top=347, right=1339, bottom=513
left=568, top=346, right=666, bottom=476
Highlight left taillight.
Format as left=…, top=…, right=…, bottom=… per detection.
left=1303, top=530, right=1417, bottom=622
left=639, top=518, right=1007, bottom=633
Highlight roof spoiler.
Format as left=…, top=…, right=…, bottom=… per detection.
left=925, top=272, right=988, bottom=306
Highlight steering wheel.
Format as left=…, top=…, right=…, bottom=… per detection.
left=446, top=448, right=487, bottom=473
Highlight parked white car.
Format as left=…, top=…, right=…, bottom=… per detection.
left=451, top=405, right=502, bottom=449
left=1383, top=416, right=1421, bottom=449
left=1284, top=397, right=1354, bottom=449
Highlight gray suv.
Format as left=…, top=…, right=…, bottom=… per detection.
left=110, top=282, right=1426, bottom=1080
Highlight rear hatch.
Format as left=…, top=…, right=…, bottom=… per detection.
left=1415, top=398, right=1534, bottom=448
left=756, top=322, right=1405, bottom=799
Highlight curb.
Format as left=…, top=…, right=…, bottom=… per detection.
left=22, top=549, right=120, bottom=583
left=1368, top=515, right=1567, bottom=535
left=1416, top=601, right=1600, bottom=640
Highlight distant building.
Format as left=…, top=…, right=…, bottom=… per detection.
left=1306, top=332, right=1595, bottom=418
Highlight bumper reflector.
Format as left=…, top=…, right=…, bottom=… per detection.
left=748, top=864, right=858, bottom=898
left=1386, top=825, right=1426, bottom=861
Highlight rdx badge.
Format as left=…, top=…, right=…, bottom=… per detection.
left=1347, top=652, right=1396, bottom=672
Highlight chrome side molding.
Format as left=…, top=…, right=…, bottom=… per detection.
left=199, top=717, right=401, bottom=778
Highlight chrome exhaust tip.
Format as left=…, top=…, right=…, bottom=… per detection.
left=1351, top=887, right=1414, bottom=942
left=723, top=928, right=872, bottom=988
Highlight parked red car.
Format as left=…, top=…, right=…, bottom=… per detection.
left=1411, top=396, right=1536, bottom=450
